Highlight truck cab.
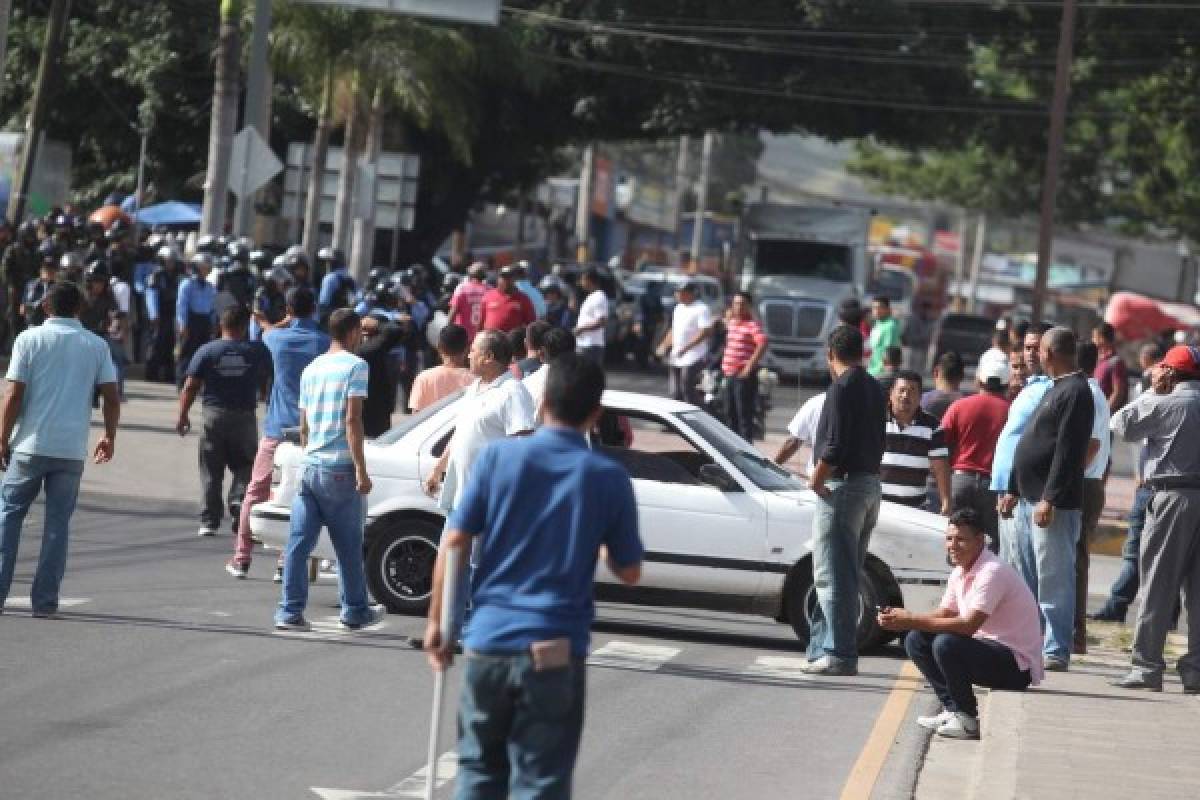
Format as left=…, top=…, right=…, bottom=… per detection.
left=736, top=204, right=870, bottom=381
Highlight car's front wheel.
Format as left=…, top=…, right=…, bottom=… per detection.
left=365, top=517, right=442, bottom=614
left=785, top=555, right=900, bottom=652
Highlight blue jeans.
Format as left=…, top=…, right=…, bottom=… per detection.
left=1103, top=485, right=1153, bottom=614
left=806, top=474, right=882, bottom=665
left=1009, top=498, right=1080, bottom=663
left=0, top=453, right=84, bottom=613
left=276, top=465, right=371, bottom=626
left=456, top=650, right=587, bottom=800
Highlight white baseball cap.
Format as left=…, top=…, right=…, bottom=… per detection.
left=977, top=350, right=1011, bottom=385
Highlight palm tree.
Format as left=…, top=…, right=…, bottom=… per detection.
left=199, top=0, right=243, bottom=237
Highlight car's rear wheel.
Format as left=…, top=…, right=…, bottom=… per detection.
left=785, top=555, right=901, bottom=652
left=365, top=517, right=442, bottom=614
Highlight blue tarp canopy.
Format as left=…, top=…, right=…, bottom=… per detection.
left=134, top=201, right=202, bottom=227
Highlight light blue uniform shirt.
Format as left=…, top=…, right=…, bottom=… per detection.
left=990, top=375, right=1052, bottom=493
left=5, top=318, right=117, bottom=461
left=517, top=279, right=546, bottom=319
left=175, top=276, right=216, bottom=330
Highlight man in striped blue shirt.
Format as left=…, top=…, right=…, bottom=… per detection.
left=275, top=309, right=383, bottom=631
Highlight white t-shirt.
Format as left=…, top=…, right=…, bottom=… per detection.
left=576, top=289, right=609, bottom=348
left=110, top=279, right=132, bottom=314
left=522, top=364, right=549, bottom=415
left=669, top=300, right=714, bottom=367
left=440, top=373, right=536, bottom=512
left=786, top=392, right=826, bottom=476
left=1085, top=377, right=1111, bottom=480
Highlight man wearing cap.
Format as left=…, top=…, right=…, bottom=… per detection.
left=939, top=351, right=1012, bottom=551
left=480, top=265, right=536, bottom=335
left=450, top=262, right=489, bottom=344
left=999, top=327, right=1094, bottom=672
left=573, top=267, right=609, bottom=365
left=657, top=282, right=714, bottom=406
left=1110, top=345, right=1200, bottom=693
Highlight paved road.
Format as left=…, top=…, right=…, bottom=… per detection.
left=0, top=370, right=1125, bottom=799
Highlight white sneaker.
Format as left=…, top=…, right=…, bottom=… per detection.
left=916, top=709, right=954, bottom=730
left=197, top=526, right=217, bottom=537
left=799, top=656, right=858, bottom=676
left=936, top=712, right=980, bottom=740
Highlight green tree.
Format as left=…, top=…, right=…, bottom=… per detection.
left=199, top=0, right=243, bottom=235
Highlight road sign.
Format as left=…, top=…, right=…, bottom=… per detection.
left=228, top=127, right=283, bottom=199
left=298, top=0, right=499, bottom=26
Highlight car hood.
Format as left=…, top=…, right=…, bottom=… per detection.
left=767, top=489, right=946, bottom=534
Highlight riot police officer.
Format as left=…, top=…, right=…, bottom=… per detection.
left=217, top=240, right=256, bottom=315
left=175, top=253, right=218, bottom=389
left=2, top=221, right=40, bottom=343
left=22, top=252, right=58, bottom=328
left=145, top=246, right=180, bottom=383
left=316, top=247, right=355, bottom=327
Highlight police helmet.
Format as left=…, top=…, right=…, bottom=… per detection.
left=316, top=247, right=345, bottom=267
left=59, top=252, right=82, bottom=272
left=37, top=240, right=59, bottom=262
left=226, top=241, right=250, bottom=263
left=18, top=221, right=39, bottom=244
left=85, top=262, right=110, bottom=283
left=248, top=249, right=272, bottom=271
left=195, top=234, right=220, bottom=254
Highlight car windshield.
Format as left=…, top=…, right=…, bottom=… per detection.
left=868, top=270, right=914, bottom=303
left=373, top=389, right=464, bottom=446
left=679, top=411, right=804, bottom=491
left=753, top=240, right=852, bottom=282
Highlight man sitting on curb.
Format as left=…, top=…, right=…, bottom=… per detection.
left=879, top=508, right=1044, bottom=740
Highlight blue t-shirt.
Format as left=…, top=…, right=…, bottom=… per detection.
left=187, top=339, right=269, bottom=412
left=450, top=427, right=644, bottom=657
left=262, top=320, right=331, bottom=439
left=990, top=375, right=1052, bottom=492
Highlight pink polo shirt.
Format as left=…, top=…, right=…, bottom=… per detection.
left=940, top=548, right=1045, bottom=685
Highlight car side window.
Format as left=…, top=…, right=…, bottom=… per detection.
left=597, top=412, right=716, bottom=487
left=431, top=427, right=454, bottom=457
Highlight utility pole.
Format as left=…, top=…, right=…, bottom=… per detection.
left=672, top=134, right=689, bottom=262
left=7, top=0, right=71, bottom=224
left=200, top=0, right=243, bottom=238
left=1031, top=0, right=1078, bottom=325
left=575, top=144, right=594, bottom=262
left=966, top=214, right=987, bottom=314
left=689, top=131, right=715, bottom=271
left=0, top=0, right=13, bottom=98
left=234, top=0, right=273, bottom=237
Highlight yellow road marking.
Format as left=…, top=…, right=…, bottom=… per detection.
left=839, top=661, right=922, bottom=800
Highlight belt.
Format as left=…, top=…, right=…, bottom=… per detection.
left=1146, top=476, right=1200, bottom=492
left=953, top=469, right=989, bottom=478
left=829, top=469, right=878, bottom=480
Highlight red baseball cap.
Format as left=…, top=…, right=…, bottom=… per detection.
left=1162, top=345, right=1200, bottom=375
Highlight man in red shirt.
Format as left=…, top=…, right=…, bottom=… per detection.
left=449, top=261, right=489, bottom=344
left=721, top=291, right=768, bottom=441
left=939, top=352, right=1011, bottom=553
left=481, top=265, right=536, bottom=334
left=1092, top=322, right=1128, bottom=413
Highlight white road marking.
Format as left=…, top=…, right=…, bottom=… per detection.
left=272, top=615, right=387, bottom=641
left=743, top=655, right=816, bottom=680
left=588, top=640, right=680, bottom=671
left=312, top=751, right=457, bottom=799
left=4, top=597, right=91, bottom=610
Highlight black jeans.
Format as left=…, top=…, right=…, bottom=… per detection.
left=724, top=372, right=758, bottom=441
left=904, top=630, right=1031, bottom=717
left=198, top=407, right=258, bottom=531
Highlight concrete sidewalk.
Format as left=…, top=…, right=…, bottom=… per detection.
left=914, top=623, right=1198, bottom=799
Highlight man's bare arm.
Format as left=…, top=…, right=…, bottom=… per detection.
left=774, top=435, right=802, bottom=466
left=0, top=380, right=26, bottom=468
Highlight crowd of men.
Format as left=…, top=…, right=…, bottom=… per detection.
left=774, top=309, right=1198, bottom=742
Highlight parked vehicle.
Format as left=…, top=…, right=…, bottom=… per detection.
left=735, top=203, right=872, bottom=381
left=926, top=312, right=996, bottom=372
left=616, top=271, right=725, bottom=364
left=250, top=390, right=950, bottom=650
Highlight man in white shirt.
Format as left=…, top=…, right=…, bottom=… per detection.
left=1074, top=341, right=1111, bottom=654
left=573, top=268, right=608, bottom=365
left=657, top=282, right=714, bottom=405
left=774, top=392, right=825, bottom=477
left=523, top=327, right=576, bottom=419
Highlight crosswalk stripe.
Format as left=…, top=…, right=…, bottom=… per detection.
left=588, top=640, right=680, bottom=671
left=4, top=597, right=91, bottom=610
left=742, top=655, right=815, bottom=680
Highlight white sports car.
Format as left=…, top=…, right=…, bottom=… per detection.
left=250, top=390, right=950, bottom=649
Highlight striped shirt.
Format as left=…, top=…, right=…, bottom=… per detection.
left=881, top=408, right=948, bottom=506
left=721, top=316, right=767, bottom=376
left=298, top=350, right=369, bottom=467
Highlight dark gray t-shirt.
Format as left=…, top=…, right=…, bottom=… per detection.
left=187, top=339, right=269, bottom=412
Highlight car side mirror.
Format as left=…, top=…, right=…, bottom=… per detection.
left=698, top=463, right=741, bottom=492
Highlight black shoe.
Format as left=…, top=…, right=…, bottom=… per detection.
left=1111, top=672, right=1162, bottom=692
left=339, top=605, right=386, bottom=631
left=408, top=636, right=463, bottom=654
left=1088, top=606, right=1127, bottom=623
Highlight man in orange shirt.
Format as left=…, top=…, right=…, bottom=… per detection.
left=481, top=266, right=536, bottom=334
left=408, top=323, right=474, bottom=413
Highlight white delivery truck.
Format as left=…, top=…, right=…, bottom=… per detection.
left=735, top=203, right=871, bottom=381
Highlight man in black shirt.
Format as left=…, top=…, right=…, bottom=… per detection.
left=356, top=311, right=408, bottom=438
left=802, top=325, right=887, bottom=676
left=176, top=306, right=270, bottom=538
left=999, top=326, right=1093, bottom=672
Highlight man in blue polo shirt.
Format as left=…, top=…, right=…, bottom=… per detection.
left=0, top=283, right=120, bottom=617
left=425, top=353, right=643, bottom=799
left=229, top=287, right=330, bottom=578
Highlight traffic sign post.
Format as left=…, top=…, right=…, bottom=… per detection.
left=228, top=126, right=283, bottom=200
